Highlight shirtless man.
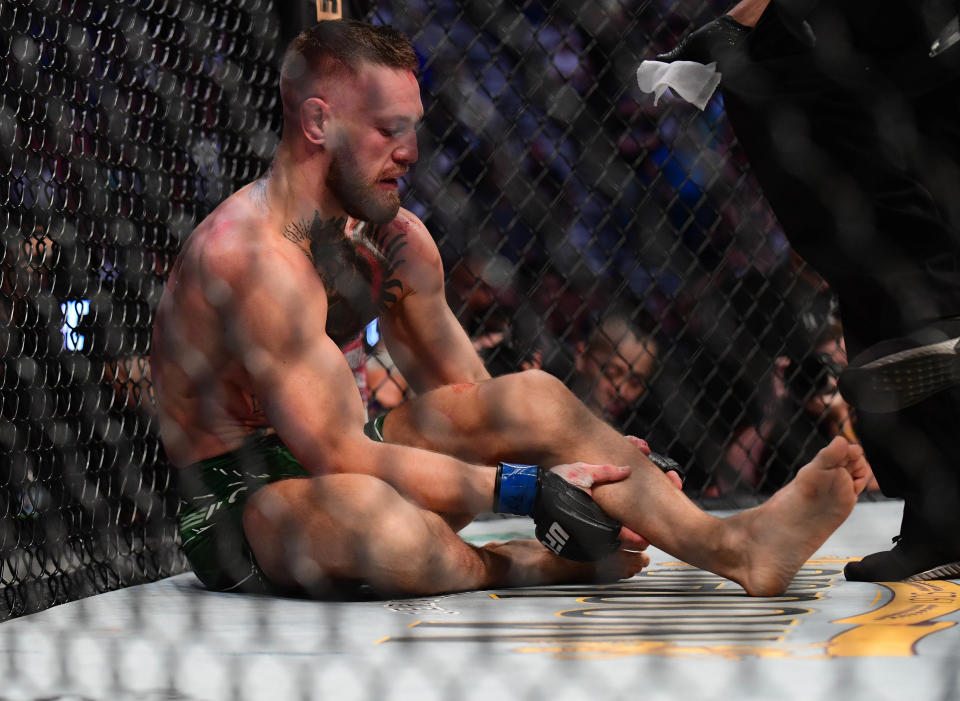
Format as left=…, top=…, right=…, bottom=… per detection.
left=151, top=19, right=871, bottom=599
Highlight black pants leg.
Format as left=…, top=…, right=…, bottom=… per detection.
left=719, top=5, right=960, bottom=543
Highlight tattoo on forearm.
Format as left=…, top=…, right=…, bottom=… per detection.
left=282, top=212, right=408, bottom=344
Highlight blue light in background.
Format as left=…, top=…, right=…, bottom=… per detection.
left=60, top=299, right=90, bottom=351
left=365, top=318, right=380, bottom=347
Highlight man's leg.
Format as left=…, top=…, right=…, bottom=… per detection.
left=241, top=472, right=648, bottom=596
left=382, top=370, right=869, bottom=595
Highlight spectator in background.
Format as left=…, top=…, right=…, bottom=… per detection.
left=571, top=314, right=658, bottom=426
left=474, top=323, right=544, bottom=378
left=723, top=315, right=879, bottom=495
left=444, top=252, right=518, bottom=339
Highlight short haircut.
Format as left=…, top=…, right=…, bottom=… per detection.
left=280, top=20, right=418, bottom=108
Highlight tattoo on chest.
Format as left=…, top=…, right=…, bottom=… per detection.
left=282, top=213, right=407, bottom=345
left=249, top=177, right=270, bottom=212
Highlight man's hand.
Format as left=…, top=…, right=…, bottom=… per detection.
left=624, top=435, right=652, bottom=456
left=548, top=461, right=631, bottom=495
left=620, top=435, right=683, bottom=549
left=656, top=4, right=815, bottom=78
left=656, top=15, right=752, bottom=70
left=549, top=461, right=656, bottom=553
left=523, top=462, right=628, bottom=562
left=624, top=435, right=684, bottom=489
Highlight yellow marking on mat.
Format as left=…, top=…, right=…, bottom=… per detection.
left=827, top=580, right=960, bottom=657
left=488, top=594, right=500, bottom=600
left=374, top=637, right=390, bottom=645
left=515, top=641, right=827, bottom=660
left=408, top=621, right=422, bottom=628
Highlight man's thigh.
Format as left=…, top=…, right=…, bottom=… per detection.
left=241, top=472, right=482, bottom=595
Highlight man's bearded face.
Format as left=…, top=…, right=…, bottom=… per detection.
left=327, top=146, right=401, bottom=225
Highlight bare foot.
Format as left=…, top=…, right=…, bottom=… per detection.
left=482, top=539, right=649, bottom=588
left=729, top=437, right=868, bottom=596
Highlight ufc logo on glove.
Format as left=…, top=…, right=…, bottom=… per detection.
left=541, top=522, right=571, bottom=555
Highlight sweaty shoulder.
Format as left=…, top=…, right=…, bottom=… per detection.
left=189, top=202, right=315, bottom=296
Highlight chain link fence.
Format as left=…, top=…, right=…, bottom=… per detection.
left=362, top=0, right=859, bottom=500
left=1, top=0, right=284, bottom=617
left=0, top=0, right=868, bottom=623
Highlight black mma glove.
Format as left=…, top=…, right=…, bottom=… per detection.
left=532, top=471, right=622, bottom=562
left=493, top=453, right=687, bottom=562
left=656, top=5, right=815, bottom=74
left=493, top=463, right=621, bottom=562
left=656, top=15, right=752, bottom=70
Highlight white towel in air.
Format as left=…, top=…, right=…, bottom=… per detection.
left=636, top=60, right=721, bottom=111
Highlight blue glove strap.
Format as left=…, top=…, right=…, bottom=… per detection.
left=494, top=463, right=539, bottom=516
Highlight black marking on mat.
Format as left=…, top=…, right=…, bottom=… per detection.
left=382, top=564, right=840, bottom=646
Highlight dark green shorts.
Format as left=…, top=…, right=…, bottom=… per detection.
left=178, top=418, right=389, bottom=594
left=363, top=413, right=387, bottom=442
left=176, top=432, right=309, bottom=594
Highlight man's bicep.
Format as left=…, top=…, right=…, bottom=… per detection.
left=253, top=336, right=369, bottom=470
left=216, top=250, right=368, bottom=469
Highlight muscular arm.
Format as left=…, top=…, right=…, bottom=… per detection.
left=379, top=210, right=490, bottom=392
left=207, top=239, right=495, bottom=515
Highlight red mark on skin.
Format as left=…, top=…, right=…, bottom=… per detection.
left=405, top=70, right=418, bottom=87
left=390, top=216, right=409, bottom=233
left=450, top=383, right=476, bottom=394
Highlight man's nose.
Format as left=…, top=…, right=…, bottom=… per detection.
left=394, top=132, right=418, bottom=164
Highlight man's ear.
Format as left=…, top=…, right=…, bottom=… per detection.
left=300, top=97, right=328, bottom=146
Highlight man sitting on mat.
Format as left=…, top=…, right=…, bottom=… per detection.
left=151, top=19, right=870, bottom=598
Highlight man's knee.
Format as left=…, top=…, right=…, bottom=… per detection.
left=420, top=369, right=584, bottom=464
left=245, top=473, right=402, bottom=541
left=243, top=474, right=441, bottom=590
left=390, top=369, right=585, bottom=463
left=485, top=369, right=581, bottom=435
left=400, top=370, right=569, bottom=441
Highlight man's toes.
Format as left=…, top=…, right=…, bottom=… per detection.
left=849, top=456, right=871, bottom=493
left=818, top=435, right=849, bottom=464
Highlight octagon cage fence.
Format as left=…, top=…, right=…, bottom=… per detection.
left=2, top=0, right=880, bottom=629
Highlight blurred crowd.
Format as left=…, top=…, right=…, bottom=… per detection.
left=362, top=0, right=877, bottom=497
